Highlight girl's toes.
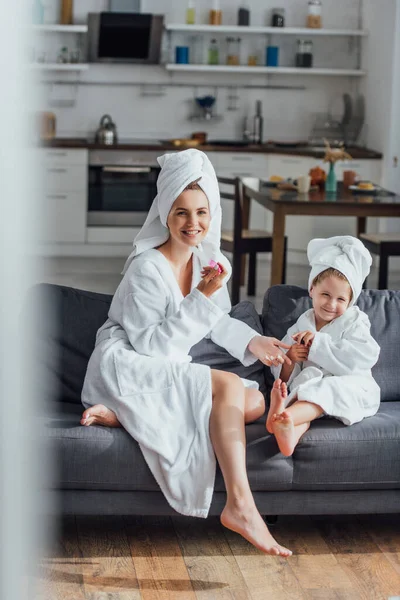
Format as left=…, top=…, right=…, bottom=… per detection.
left=273, top=378, right=282, bottom=390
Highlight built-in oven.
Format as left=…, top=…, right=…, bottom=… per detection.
left=88, top=150, right=160, bottom=227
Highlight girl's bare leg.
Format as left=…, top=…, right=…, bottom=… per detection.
left=210, top=369, right=292, bottom=557
left=271, top=382, right=323, bottom=456
left=81, top=387, right=264, bottom=428
left=266, top=379, right=287, bottom=433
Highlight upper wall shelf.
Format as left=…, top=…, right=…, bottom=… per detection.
left=31, top=24, right=88, bottom=33
left=165, top=24, right=368, bottom=36
left=166, top=64, right=366, bottom=76
left=30, top=63, right=89, bottom=71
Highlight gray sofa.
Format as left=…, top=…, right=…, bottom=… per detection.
left=34, top=283, right=400, bottom=516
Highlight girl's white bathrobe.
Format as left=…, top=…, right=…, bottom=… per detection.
left=271, top=306, right=380, bottom=426
left=81, top=248, right=260, bottom=517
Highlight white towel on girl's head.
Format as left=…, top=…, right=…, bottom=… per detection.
left=122, top=148, right=231, bottom=279
left=307, top=235, right=372, bottom=305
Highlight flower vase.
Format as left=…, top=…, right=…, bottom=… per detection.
left=325, top=162, right=337, bottom=193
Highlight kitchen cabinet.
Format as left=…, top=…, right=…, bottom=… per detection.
left=39, top=148, right=88, bottom=243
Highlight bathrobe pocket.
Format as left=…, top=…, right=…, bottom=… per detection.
left=113, top=346, right=173, bottom=396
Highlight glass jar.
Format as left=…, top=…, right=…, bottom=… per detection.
left=271, top=8, right=285, bottom=27
left=189, top=34, right=203, bottom=64
left=307, top=0, right=322, bottom=28
left=57, top=46, right=69, bottom=64
left=186, top=0, right=195, bottom=24
left=209, top=0, right=222, bottom=25
left=226, top=37, right=241, bottom=65
left=296, top=39, right=313, bottom=67
left=208, top=38, right=219, bottom=65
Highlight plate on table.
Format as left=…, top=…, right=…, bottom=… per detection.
left=349, top=184, right=378, bottom=194
left=264, top=178, right=292, bottom=188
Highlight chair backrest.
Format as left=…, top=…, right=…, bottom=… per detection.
left=217, top=176, right=248, bottom=243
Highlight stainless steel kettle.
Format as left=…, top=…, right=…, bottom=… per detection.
left=95, top=114, right=118, bottom=145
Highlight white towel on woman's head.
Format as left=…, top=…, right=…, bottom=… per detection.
left=122, top=148, right=231, bottom=277
left=307, top=235, right=372, bottom=305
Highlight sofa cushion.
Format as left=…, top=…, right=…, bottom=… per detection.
left=262, top=285, right=400, bottom=402
left=46, top=401, right=400, bottom=493
left=293, top=402, right=400, bottom=490
left=45, top=403, right=292, bottom=492
left=29, top=284, right=266, bottom=405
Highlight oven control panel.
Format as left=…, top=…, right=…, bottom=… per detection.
left=89, top=150, right=160, bottom=167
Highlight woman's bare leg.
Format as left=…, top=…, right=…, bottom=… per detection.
left=81, top=405, right=121, bottom=428
left=81, top=386, right=265, bottom=428
left=210, top=369, right=292, bottom=557
left=244, top=388, right=265, bottom=423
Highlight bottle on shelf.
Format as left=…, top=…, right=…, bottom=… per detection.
left=209, top=0, right=222, bottom=25
left=237, top=2, right=250, bottom=26
left=307, top=0, right=322, bottom=28
left=186, top=0, right=195, bottom=25
left=60, top=0, right=73, bottom=25
left=253, top=100, right=264, bottom=144
left=208, top=38, right=219, bottom=65
left=32, top=0, right=44, bottom=25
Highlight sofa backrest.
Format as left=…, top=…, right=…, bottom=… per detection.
left=262, top=285, right=400, bottom=402
left=28, top=283, right=266, bottom=405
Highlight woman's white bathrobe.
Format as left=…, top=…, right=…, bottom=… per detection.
left=271, top=307, right=380, bottom=425
left=81, top=248, right=260, bottom=517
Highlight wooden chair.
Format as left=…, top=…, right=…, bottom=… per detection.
left=218, top=176, right=287, bottom=305
left=360, top=232, right=400, bottom=289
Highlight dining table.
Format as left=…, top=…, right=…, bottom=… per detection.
left=242, top=181, right=400, bottom=286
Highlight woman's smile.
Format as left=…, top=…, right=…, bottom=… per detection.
left=181, top=229, right=202, bottom=237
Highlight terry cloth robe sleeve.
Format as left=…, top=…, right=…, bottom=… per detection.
left=207, top=285, right=260, bottom=367
left=118, top=261, right=225, bottom=360
left=270, top=321, right=302, bottom=386
left=308, top=311, right=380, bottom=376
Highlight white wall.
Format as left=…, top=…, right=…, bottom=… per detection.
left=38, top=0, right=366, bottom=141
left=361, top=0, right=400, bottom=248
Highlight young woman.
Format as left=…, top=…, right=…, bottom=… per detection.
left=81, top=149, right=292, bottom=556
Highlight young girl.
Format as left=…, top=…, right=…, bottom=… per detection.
left=268, top=235, right=381, bottom=457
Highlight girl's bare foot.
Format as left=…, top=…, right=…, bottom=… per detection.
left=271, top=411, right=296, bottom=456
left=266, top=379, right=287, bottom=433
left=80, top=405, right=121, bottom=428
left=221, top=501, right=292, bottom=557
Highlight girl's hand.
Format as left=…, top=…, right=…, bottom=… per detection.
left=292, top=330, right=315, bottom=347
left=287, top=343, right=309, bottom=363
left=247, top=335, right=292, bottom=367
left=197, top=262, right=227, bottom=298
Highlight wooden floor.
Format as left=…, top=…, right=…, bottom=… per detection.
left=37, top=514, right=400, bottom=600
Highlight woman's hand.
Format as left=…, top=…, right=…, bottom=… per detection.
left=247, top=335, right=292, bottom=367
left=197, top=262, right=227, bottom=298
left=292, top=330, right=315, bottom=347
left=287, top=343, right=309, bottom=364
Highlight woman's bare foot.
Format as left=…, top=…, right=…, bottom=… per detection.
left=266, top=379, right=287, bottom=433
left=221, top=501, right=292, bottom=557
left=81, top=405, right=121, bottom=428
